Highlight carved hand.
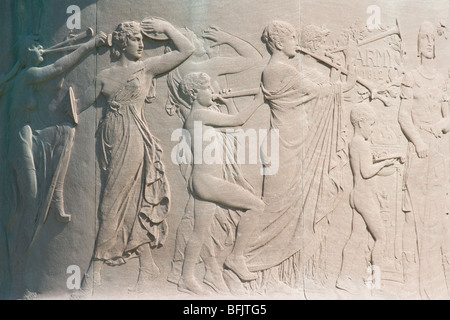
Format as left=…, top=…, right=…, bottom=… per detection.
left=414, top=140, right=428, bottom=158
left=382, top=158, right=396, bottom=167
left=94, top=31, right=109, bottom=47
left=329, top=54, right=344, bottom=82
left=202, top=26, right=231, bottom=48
left=212, top=93, right=229, bottom=105
left=141, top=19, right=173, bottom=35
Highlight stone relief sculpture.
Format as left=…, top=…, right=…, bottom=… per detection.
left=242, top=20, right=356, bottom=290
left=78, top=19, right=194, bottom=295
left=331, top=19, right=408, bottom=295
left=176, top=72, right=265, bottom=294
left=0, top=32, right=108, bottom=296
left=336, top=103, right=399, bottom=294
left=165, top=26, right=262, bottom=122
left=398, top=21, right=450, bottom=299
left=164, top=26, right=263, bottom=294
left=1, top=0, right=449, bottom=301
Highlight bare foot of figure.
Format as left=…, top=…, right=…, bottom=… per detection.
left=224, top=255, right=257, bottom=282
left=178, top=277, right=208, bottom=295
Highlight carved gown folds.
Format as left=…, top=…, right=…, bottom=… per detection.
left=401, top=69, right=450, bottom=298
left=8, top=123, right=75, bottom=264
left=247, top=65, right=347, bottom=276
left=95, top=63, right=170, bottom=263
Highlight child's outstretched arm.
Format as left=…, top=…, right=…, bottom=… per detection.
left=358, top=142, right=396, bottom=180
left=199, top=89, right=264, bottom=128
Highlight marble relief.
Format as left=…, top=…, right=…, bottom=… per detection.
left=0, top=0, right=448, bottom=300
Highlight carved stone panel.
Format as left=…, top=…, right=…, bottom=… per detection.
left=0, top=0, right=449, bottom=300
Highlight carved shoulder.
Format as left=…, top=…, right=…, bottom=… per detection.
left=262, top=62, right=297, bottom=93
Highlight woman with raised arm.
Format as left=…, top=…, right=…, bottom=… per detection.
left=79, top=20, right=194, bottom=294
left=0, top=32, right=108, bottom=297
left=244, top=20, right=356, bottom=289
left=165, top=26, right=262, bottom=121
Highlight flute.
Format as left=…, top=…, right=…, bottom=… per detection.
left=214, top=88, right=261, bottom=99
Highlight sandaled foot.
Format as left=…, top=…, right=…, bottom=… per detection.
left=178, top=277, right=208, bottom=295
left=224, top=255, right=257, bottom=282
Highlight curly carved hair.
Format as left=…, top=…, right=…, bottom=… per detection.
left=261, top=20, right=297, bottom=54
left=111, top=21, right=142, bottom=59
left=180, top=72, right=211, bottom=104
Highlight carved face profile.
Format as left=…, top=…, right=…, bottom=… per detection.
left=195, top=83, right=214, bottom=107
left=418, top=21, right=436, bottom=59
left=28, top=44, right=45, bottom=66
left=350, top=104, right=376, bottom=141
left=359, top=118, right=375, bottom=141
left=181, top=72, right=213, bottom=107
left=278, top=32, right=299, bottom=58
left=17, top=36, right=44, bottom=67
left=112, top=21, right=144, bottom=61
left=262, top=20, right=298, bottom=56
left=124, top=33, right=144, bottom=60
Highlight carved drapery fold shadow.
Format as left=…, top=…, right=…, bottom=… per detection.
left=246, top=68, right=346, bottom=277
left=95, top=64, right=170, bottom=264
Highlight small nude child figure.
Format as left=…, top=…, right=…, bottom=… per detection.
left=178, top=72, right=265, bottom=294
left=348, top=104, right=397, bottom=270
